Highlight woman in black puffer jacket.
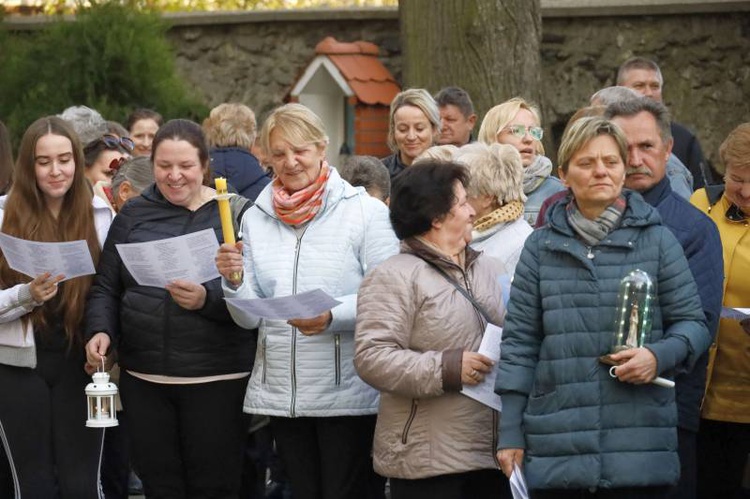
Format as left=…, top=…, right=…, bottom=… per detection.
left=85, top=119, right=256, bottom=498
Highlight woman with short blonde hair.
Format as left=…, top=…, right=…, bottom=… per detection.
left=216, top=103, right=398, bottom=499
left=203, top=102, right=269, bottom=201
left=456, top=142, right=531, bottom=277
left=203, top=103, right=257, bottom=150
left=497, top=117, right=710, bottom=496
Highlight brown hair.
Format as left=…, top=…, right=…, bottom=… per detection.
left=126, top=108, right=163, bottom=132
left=0, top=116, right=101, bottom=345
left=152, top=119, right=213, bottom=186
left=0, top=120, right=12, bottom=194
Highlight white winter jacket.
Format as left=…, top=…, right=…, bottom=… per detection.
left=470, top=217, right=533, bottom=279
left=224, top=168, right=399, bottom=417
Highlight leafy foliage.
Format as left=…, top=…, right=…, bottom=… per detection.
left=4, top=0, right=397, bottom=16
left=0, top=1, right=206, bottom=145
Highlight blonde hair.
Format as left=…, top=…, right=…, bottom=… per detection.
left=202, top=103, right=257, bottom=149
left=455, top=142, right=526, bottom=206
left=413, top=144, right=459, bottom=164
left=387, top=88, right=441, bottom=153
left=557, top=117, right=628, bottom=174
left=478, top=97, right=544, bottom=155
left=718, top=122, right=750, bottom=175
left=259, top=103, right=328, bottom=156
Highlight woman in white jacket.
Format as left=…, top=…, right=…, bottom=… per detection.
left=216, top=103, right=399, bottom=499
left=0, top=116, right=113, bottom=498
left=455, top=142, right=532, bottom=278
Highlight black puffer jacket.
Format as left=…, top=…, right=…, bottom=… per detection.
left=85, top=185, right=256, bottom=376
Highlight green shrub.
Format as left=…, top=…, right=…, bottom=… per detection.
left=0, top=1, right=207, bottom=145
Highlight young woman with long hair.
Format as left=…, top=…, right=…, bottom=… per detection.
left=0, top=116, right=113, bottom=498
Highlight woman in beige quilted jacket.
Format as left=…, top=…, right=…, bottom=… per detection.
left=354, top=160, right=511, bottom=499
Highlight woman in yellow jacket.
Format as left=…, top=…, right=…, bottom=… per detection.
left=690, top=122, right=750, bottom=499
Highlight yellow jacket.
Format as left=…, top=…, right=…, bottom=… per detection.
left=691, top=188, right=750, bottom=424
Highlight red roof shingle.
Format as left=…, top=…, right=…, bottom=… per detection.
left=313, top=36, right=400, bottom=106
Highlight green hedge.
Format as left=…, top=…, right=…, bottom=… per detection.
left=0, top=2, right=207, bottom=145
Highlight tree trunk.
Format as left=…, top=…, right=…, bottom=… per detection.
left=399, top=0, right=542, bottom=121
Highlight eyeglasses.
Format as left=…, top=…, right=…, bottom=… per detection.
left=86, top=134, right=135, bottom=153
left=502, top=125, right=544, bottom=141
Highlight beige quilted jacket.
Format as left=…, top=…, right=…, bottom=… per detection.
left=354, top=238, right=506, bottom=479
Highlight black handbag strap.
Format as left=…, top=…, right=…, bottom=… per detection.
left=420, top=257, right=493, bottom=325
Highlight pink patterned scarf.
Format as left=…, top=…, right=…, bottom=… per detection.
left=272, top=162, right=331, bottom=226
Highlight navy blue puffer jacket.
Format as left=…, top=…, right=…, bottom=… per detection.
left=210, top=147, right=270, bottom=202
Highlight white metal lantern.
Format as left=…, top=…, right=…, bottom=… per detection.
left=85, top=371, right=119, bottom=428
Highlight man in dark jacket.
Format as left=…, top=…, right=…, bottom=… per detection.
left=606, top=98, right=724, bottom=499
left=617, top=56, right=715, bottom=188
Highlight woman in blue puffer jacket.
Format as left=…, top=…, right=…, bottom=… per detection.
left=495, top=117, right=711, bottom=498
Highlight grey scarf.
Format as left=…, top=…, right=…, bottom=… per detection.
left=566, top=195, right=627, bottom=247
left=523, top=155, right=554, bottom=194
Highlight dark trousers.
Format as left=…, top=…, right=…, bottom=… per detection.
left=532, top=486, right=671, bottom=499
left=390, top=469, right=511, bottom=499
left=666, top=427, right=697, bottom=499
left=697, top=418, right=750, bottom=499
left=120, top=371, right=250, bottom=499
left=270, top=415, right=384, bottom=499
left=0, top=349, right=104, bottom=498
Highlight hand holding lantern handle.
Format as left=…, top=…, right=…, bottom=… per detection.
left=215, top=178, right=242, bottom=283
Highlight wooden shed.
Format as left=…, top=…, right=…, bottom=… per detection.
left=288, top=36, right=401, bottom=163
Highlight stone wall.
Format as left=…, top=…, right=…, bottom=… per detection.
left=540, top=11, right=750, bottom=168
left=164, top=4, right=749, bottom=166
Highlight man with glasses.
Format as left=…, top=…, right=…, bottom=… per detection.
left=606, top=97, right=723, bottom=499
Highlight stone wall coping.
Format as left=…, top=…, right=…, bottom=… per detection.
left=3, top=0, right=748, bottom=30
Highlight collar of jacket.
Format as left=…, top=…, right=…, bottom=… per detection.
left=547, top=189, right=661, bottom=237
left=401, top=236, right=481, bottom=272
left=640, top=175, right=671, bottom=207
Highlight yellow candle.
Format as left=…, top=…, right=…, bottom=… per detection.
left=215, top=177, right=235, bottom=245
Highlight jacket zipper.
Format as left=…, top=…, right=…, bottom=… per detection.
left=461, top=269, right=486, bottom=327
left=261, top=335, right=268, bottom=384
left=334, top=333, right=341, bottom=386
left=401, top=399, right=419, bottom=444
left=290, top=226, right=309, bottom=417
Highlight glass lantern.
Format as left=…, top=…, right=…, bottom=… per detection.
left=610, top=269, right=655, bottom=353
left=85, top=371, right=119, bottom=428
